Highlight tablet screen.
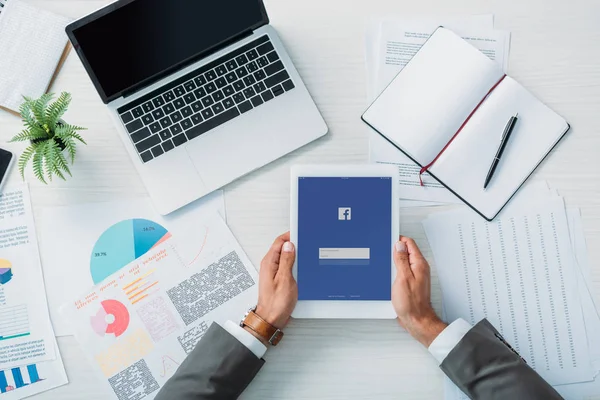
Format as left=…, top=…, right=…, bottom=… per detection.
left=297, top=177, right=393, bottom=301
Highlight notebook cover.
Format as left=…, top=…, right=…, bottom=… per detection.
left=0, top=42, right=71, bottom=117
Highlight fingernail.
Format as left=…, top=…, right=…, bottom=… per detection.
left=283, top=242, right=294, bottom=253
left=395, top=241, right=407, bottom=253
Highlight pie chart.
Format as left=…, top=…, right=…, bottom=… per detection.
left=90, top=300, right=130, bottom=337
left=0, top=259, right=12, bottom=285
left=90, top=219, right=171, bottom=284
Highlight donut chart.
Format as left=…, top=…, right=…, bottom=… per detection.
left=90, top=300, right=130, bottom=337
left=0, top=259, right=12, bottom=285
left=90, top=219, right=171, bottom=284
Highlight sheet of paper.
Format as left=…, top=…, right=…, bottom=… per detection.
left=38, top=191, right=226, bottom=336
left=374, top=26, right=510, bottom=98
left=0, top=342, right=68, bottom=399
left=61, top=215, right=258, bottom=400
left=366, top=17, right=510, bottom=205
left=0, top=185, right=57, bottom=368
left=424, top=197, right=595, bottom=386
left=567, top=209, right=600, bottom=372
left=442, top=204, right=595, bottom=400
left=365, top=15, right=495, bottom=100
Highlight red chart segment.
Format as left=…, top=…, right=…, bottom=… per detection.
left=90, top=300, right=130, bottom=337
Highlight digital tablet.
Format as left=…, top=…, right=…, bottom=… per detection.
left=290, top=165, right=399, bottom=319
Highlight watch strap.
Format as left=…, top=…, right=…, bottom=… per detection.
left=242, top=311, right=284, bottom=346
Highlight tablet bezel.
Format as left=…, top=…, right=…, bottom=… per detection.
left=290, top=164, right=399, bottom=319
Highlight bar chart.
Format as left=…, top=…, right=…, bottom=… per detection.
left=0, top=305, right=30, bottom=341
left=0, top=364, right=42, bottom=392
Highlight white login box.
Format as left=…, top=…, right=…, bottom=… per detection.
left=319, top=248, right=370, bottom=260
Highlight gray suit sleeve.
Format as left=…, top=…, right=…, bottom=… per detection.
left=155, top=323, right=264, bottom=400
left=441, top=319, right=564, bottom=399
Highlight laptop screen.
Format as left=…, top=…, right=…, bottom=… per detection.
left=68, top=0, right=268, bottom=103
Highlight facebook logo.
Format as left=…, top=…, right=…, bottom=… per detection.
left=338, top=207, right=352, bottom=221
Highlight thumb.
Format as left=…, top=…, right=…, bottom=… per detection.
left=277, top=241, right=296, bottom=278
left=393, top=241, right=414, bottom=279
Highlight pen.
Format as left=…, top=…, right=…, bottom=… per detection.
left=483, top=113, right=519, bottom=189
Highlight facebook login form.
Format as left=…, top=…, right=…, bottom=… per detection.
left=297, top=177, right=392, bottom=301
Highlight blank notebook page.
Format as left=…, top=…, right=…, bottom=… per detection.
left=362, top=27, right=505, bottom=164
left=0, top=0, right=70, bottom=111
left=431, top=76, right=569, bottom=218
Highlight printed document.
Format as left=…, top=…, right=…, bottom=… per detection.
left=424, top=197, right=595, bottom=387
left=61, top=215, right=258, bottom=400
left=440, top=206, right=600, bottom=400
left=0, top=345, right=68, bottom=399
left=38, top=191, right=225, bottom=336
left=0, top=185, right=56, bottom=368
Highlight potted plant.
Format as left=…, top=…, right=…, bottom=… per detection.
left=10, top=92, right=86, bottom=183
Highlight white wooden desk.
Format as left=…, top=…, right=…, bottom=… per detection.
left=1, top=0, right=599, bottom=398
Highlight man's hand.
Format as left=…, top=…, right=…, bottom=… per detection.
left=254, top=232, right=298, bottom=331
left=392, top=236, right=447, bottom=347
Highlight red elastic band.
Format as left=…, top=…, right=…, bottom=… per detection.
left=418, top=74, right=507, bottom=186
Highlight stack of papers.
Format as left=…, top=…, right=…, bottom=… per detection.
left=422, top=181, right=600, bottom=399
left=365, top=15, right=511, bottom=206
left=60, top=214, right=258, bottom=400
left=0, top=185, right=67, bottom=399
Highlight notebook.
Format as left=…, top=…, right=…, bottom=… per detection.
left=0, top=0, right=71, bottom=115
left=362, top=27, right=570, bottom=221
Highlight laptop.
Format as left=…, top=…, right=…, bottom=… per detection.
left=66, top=0, right=328, bottom=215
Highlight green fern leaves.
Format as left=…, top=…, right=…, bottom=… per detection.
left=10, top=92, right=86, bottom=184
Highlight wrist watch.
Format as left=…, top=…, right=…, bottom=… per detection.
left=240, top=306, right=284, bottom=346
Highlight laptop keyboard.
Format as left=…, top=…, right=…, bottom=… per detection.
left=117, top=35, right=296, bottom=163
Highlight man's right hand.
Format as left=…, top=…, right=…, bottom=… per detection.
left=392, top=236, right=447, bottom=347
left=255, top=232, right=298, bottom=331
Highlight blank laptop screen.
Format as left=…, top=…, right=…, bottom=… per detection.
left=69, top=0, right=267, bottom=102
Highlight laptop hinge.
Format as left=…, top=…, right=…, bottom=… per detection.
left=122, top=30, right=254, bottom=99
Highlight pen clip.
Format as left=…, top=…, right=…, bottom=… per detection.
left=501, top=113, right=519, bottom=141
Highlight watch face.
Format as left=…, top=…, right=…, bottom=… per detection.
left=240, top=305, right=258, bottom=327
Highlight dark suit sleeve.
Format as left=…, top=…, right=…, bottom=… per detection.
left=441, top=319, right=564, bottom=399
left=155, top=323, right=264, bottom=400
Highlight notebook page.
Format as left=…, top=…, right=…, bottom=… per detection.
left=430, top=76, right=569, bottom=219
left=363, top=27, right=505, bottom=165
left=423, top=197, right=595, bottom=386
left=0, top=0, right=70, bottom=111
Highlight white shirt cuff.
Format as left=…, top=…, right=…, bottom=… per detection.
left=428, top=318, right=472, bottom=364
left=223, top=320, right=268, bottom=359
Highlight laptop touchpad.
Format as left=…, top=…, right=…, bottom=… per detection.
left=185, top=127, right=269, bottom=189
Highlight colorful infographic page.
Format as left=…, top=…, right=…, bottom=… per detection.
left=62, top=216, right=259, bottom=400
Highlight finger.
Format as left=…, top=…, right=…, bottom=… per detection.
left=401, top=237, right=430, bottom=277
left=267, top=232, right=290, bottom=265
left=393, top=241, right=414, bottom=280
left=276, top=241, right=296, bottom=279
left=262, top=234, right=288, bottom=278
left=400, top=237, right=425, bottom=263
